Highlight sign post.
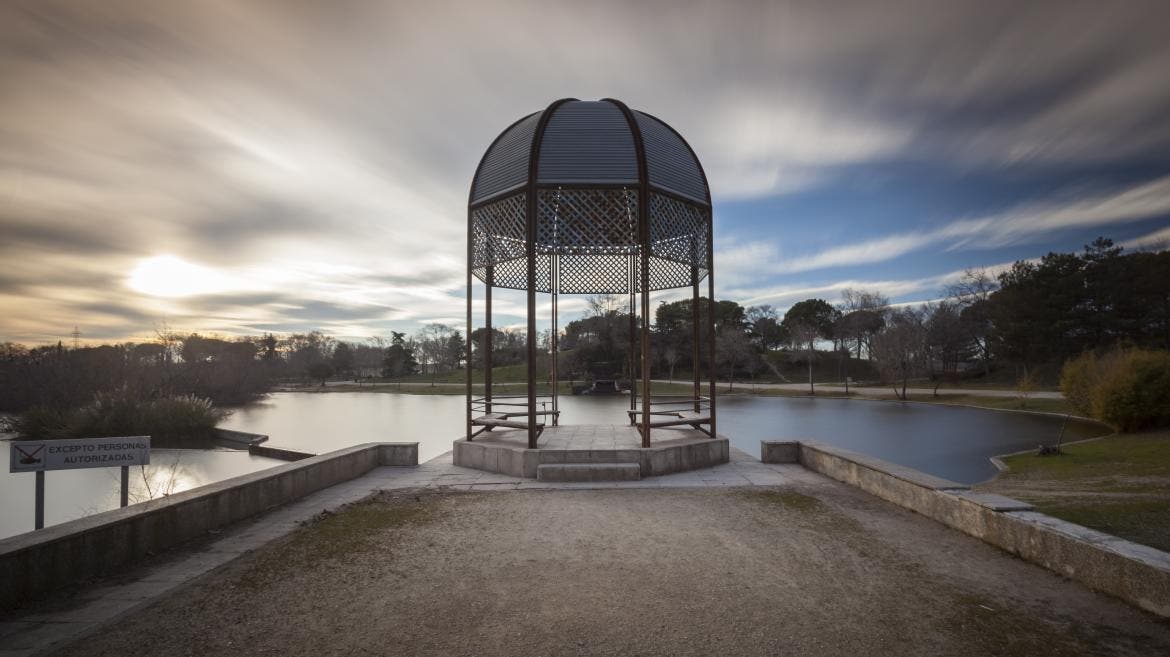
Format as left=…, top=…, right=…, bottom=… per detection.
left=35, top=471, right=44, bottom=530
left=9, top=436, right=151, bottom=530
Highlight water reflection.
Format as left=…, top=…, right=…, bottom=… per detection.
left=0, top=441, right=281, bottom=539
left=2, top=392, right=1106, bottom=540
left=222, top=391, right=1108, bottom=484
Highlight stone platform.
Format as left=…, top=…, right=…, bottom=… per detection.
left=453, top=424, right=729, bottom=480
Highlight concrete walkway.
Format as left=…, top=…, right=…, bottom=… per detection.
left=0, top=449, right=817, bottom=656
left=25, top=453, right=1170, bottom=656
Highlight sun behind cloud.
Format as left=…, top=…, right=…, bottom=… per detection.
left=127, top=255, right=249, bottom=298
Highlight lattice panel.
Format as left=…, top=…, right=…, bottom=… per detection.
left=646, top=256, right=696, bottom=291
left=471, top=189, right=709, bottom=293
left=559, top=254, right=634, bottom=294
left=536, top=188, right=637, bottom=256
left=649, top=193, right=708, bottom=271
left=485, top=255, right=552, bottom=291
left=472, top=193, right=526, bottom=272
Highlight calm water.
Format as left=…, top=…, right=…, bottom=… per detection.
left=222, top=391, right=1107, bottom=484
left=0, top=438, right=282, bottom=540
left=1, top=391, right=1105, bottom=540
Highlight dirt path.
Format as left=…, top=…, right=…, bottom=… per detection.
left=52, top=483, right=1170, bottom=657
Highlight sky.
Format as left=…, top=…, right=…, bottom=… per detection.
left=2, top=0, right=1169, bottom=345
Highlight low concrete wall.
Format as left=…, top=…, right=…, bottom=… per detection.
left=249, top=444, right=315, bottom=461
left=453, top=437, right=729, bottom=478
left=213, top=428, right=269, bottom=447
left=379, top=442, right=422, bottom=466
left=0, top=442, right=418, bottom=611
left=642, top=438, right=729, bottom=477
left=760, top=440, right=800, bottom=464
left=792, top=440, right=1170, bottom=618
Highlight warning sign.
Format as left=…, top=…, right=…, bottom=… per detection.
left=9, top=436, right=151, bottom=473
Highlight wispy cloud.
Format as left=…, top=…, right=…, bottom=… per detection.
left=1122, top=225, right=1170, bottom=251
left=702, top=98, right=910, bottom=199
left=765, top=175, right=1170, bottom=275
left=726, top=261, right=1019, bottom=312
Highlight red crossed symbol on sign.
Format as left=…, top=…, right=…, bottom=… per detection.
left=16, top=445, right=44, bottom=464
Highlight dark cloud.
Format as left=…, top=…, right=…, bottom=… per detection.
left=0, top=267, right=121, bottom=296
left=75, top=300, right=157, bottom=324
left=172, top=292, right=400, bottom=326
left=0, top=216, right=133, bottom=256
left=183, top=200, right=331, bottom=263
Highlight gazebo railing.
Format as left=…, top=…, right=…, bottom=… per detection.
left=470, top=395, right=558, bottom=417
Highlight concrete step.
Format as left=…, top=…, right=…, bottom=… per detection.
left=536, top=463, right=641, bottom=482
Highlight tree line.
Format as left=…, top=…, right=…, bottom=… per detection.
left=548, top=237, right=1169, bottom=397
left=0, top=323, right=468, bottom=414
left=2, top=237, right=1165, bottom=414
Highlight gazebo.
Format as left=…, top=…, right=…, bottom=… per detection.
left=465, top=98, right=716, bottom=450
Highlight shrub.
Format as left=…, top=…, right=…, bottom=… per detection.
left=1061, top=348, right=1170, bottom=431
left=1060, top=352, right=1098, bottom=416
left=8, top=391, right=224, bottom=445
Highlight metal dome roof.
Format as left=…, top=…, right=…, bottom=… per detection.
left=470, top=99, right=710, bottom=206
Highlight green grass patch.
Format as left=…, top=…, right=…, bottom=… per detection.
left=1000, top=430, right=1170, bottom=481
left=1031, top=499, right=1170, bottom=554
left=989, top=430, right=1170, bottom=552
left=926, top=394, right=1077, bottom=415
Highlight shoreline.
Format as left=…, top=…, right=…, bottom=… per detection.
left=267, top=381, right=1085, bottom=420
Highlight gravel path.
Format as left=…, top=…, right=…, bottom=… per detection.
left=54, top=485, right=1170, bottom=657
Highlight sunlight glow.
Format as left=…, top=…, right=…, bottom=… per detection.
left=127, top=255, right=247, bottom=298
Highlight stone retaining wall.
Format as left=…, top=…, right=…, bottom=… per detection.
left=249, top=444, right=315, bottom=461
left=453, top=437, right=729, bottom=478
left=213, top=428, right=269, bottom=447
left=761, top=440, right=1170, bottom=618
left=0, top=442, right=418, bottom=611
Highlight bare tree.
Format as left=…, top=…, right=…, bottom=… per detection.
left=838, top=288, right=889, bottom=360
left=587, top=294, right=624, bottom=317
left=925, top=301, right=974, bottom=394
left=416, top=324, right=456, bottom=384
left=716, top=328, right=753, bottom=391
left=872, top=306, right=929, bottom=400
left=660, top=343, right=679, bottom=383
left=946, top=268, right=997, bottom=376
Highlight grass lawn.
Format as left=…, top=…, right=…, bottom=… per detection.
left=924, top=393, right=1076, bottom=415
left=737, top=386, right=1078, bottom=415
left=979, top=430, right=1170, bottom=553
left=282, top=380, right=699, bottom=396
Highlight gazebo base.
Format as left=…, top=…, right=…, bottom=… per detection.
left=453, top=425, right=728, bottom=480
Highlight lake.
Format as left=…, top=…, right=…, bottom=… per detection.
left=1, top=391, right=1106, bottom=540
left=222, top=391, right=1107, bottom=483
